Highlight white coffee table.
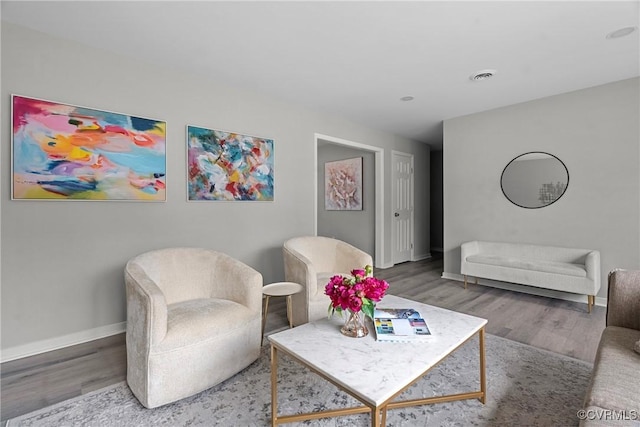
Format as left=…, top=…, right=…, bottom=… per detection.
left=268, top=294, right=487, bottom=426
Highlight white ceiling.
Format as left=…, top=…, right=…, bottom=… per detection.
left=2, top=1, right=639, bottom=149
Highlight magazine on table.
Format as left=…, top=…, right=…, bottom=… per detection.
left=373, top=307, right=432, bottom=342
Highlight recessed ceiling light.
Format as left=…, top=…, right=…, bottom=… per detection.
left=400, top=96, right=414, bottom=102
left=606, top=26, right=637, bottom=39
left=470, top=69, right=497, bottom=81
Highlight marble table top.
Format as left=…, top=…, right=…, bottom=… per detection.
left=268, top=294, right=487, bottom=407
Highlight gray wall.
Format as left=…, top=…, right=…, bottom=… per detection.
left=443, top=78, right=640, bottom=298
left=0, top=23, right=430, bottom=354
left=317, top=144, right=375, bottom=256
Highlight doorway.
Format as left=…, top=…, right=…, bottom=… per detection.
left=314, top=133, right=385, bottom=268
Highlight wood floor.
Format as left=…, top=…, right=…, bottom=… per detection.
left=0, top=255, right=606, bottom=424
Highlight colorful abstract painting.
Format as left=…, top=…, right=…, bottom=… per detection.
left=325, top=157, right=363, bottom=210
left=187, top=126, right=274, bottom=201
left=12, top=95, right=166, bottom=201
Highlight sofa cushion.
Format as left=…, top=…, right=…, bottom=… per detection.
left=466, top=254, right=587, bottom=278
left=583, top=326, right=640, bottom=414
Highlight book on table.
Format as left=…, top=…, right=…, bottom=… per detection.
left=373, top=308, right=432, bottom=342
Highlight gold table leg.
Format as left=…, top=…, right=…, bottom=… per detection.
left=380, top=407, right=388, bottom=426
left=371, top=407, right=381, bottom=427
left=479, top=327, right=486, bottom=404
left=271, top=345, right=278, bottom=427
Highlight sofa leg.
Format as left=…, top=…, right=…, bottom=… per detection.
left=588, top=295, right=594, bottom=313
left=463, top=275, right=478, bottom=290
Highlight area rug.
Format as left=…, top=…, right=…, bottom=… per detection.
left=6, top=334, right=592, bottom=426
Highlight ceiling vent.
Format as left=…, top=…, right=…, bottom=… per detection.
left=470, top=69, right=497, bottom=81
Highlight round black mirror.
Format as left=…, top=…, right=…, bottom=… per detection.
left=501, top=152, right=569, bottom=209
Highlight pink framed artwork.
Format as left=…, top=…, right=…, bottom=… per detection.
left=325, top=157, right=363, bottom=210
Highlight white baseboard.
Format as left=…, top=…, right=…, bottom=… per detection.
left=1, top=322, right=126, bottom=363
left=377, top=261, right=395, bottom=269
left=441, top=272, right=607, bottom=307
left=378, top=253, right=432, bottom=270
left=412, top=252, right=432, bottom=262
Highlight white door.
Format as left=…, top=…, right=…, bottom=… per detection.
left=392, top=151, right=414, bottom=264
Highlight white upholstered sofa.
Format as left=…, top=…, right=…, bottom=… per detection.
left=125, top=247, right=263, bottom=408
left=283, top=236, right=373, bottom=326
left=461, top=241, right=601, bottom=312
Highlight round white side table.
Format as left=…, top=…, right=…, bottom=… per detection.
left=261, top=281, right=304, bottom=344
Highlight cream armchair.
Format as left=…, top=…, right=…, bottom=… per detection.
left=125, top=247, right=263, bottom=408
left=581, top=269, right=640, bottom=425
left=283, top=236, right=373, bottom=326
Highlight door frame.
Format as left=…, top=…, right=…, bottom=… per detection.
left=391, top=150, right=415, bottom=264
left=314, top=133, right=385, bottom=268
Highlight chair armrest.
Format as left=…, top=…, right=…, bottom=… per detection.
left=606, top=269, right=640, bottom=330
left=124, top=262, right=168, bottom=348
left=461, top=241, right=480, bottom=261
left=460, top=241, right=479, bottom=275
left=585, top=251, right=601, bottom=293
left=283, top=246, right=318, bottom=297
left=209, top=253, right=263, bottom=314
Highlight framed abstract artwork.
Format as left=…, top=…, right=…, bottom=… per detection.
left=187, top=125, right=274, bottom=201
left=325, top=157, right=363, bottom=210
left=11, top=95, right=166, bottom=201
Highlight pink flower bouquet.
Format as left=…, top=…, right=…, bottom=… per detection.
left=324, top=265, right=390, bottom=319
